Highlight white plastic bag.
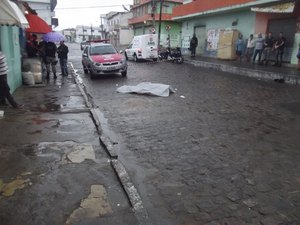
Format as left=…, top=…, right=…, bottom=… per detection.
left=22, top=72, right=35, bottom=85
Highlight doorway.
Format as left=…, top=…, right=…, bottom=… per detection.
left=268, top=18, right=296, bottom=62
left=194, top=26, right=206, bottom=55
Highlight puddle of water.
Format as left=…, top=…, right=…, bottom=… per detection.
left=58, top=119, right=79, bottom=127
left=19, top=142, right=96, bottom=164
left=30, top=103, right=62, bottom=112
left=37, top=142, right=95, bottom=164
left=0, top=175, right=31, bottom=197
left=66, top=185, right=113, bottom=224
left=65, top=96, right=85, bottom=108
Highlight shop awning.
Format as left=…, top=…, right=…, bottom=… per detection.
left=251, top=2, right=295, bottom=13
left=25, top=13, right=52, bottom=34
left=0, top=0, right=29, bottom=28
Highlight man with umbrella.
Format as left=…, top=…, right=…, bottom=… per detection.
left=43, top=32, right=66, bottom=79
left=57, top=41, right=69, bottom=76
left=45, top=41, right=57, bottom=79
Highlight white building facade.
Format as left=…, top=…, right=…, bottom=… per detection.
left=106, top=11, right=134, bottom=50
left=22, top=0, right=57, bottom=26
left=75, top=25, right=103, bottom=43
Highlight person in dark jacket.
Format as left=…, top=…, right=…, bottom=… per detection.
left=0, top=51, right=21, bottom=108
left=190, top=34, right=198, bottom=57
left=38, top=40, right=47, bottom=72
left=45, top=41, right=57, bottom=79
left=26, top=34, right=38, bottom=57
left=262, top=32, right=274, bottom=66
left=57, top=41, right=69, bottom=76
left=274, top=32, right=286, bottom=67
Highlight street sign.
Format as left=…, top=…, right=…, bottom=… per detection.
left=150, top=27, right=156, bottom=33
left=165, top=25, right=171, bottom=31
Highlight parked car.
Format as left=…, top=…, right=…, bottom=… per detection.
left=125, top=34, right=158, bottom=62
left=82, top=42, right=127, bottom=79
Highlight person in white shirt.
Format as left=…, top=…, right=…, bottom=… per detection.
left=245, top=34, right=255, bottom=62
left=252, top=33, right=265, bottom=64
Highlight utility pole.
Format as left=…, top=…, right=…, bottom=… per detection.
left=151, top=0, right=156, bottom=32
left=82, top=25, right=85, bottom=41
left=100, top=16, right=105, bottom=39
left=158, top=0, right=163, bottom=50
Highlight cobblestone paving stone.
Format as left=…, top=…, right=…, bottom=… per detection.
left=77, top=60, right=300, bottom=225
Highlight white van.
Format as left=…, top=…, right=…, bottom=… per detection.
left=125, top=34, right=158, bottom=62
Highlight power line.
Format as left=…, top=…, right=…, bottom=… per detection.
left=55, top=4, right=130, bottom=10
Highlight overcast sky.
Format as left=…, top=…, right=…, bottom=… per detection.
left=55, top=0, right=133, bottom=30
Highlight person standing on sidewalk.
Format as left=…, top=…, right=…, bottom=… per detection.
left=190, top=34, right=198, bottom=58
left=274, top=32, right=286, bottom=67
left=262, top=32, right=274, bottom=66
left=0, top=51, right=21, bottom=108
left=252, top=33, right=264, bottom=64
left=57, top=41, right=69, bottom=76
left=45, top=41, right=57, bottom=79
left=26, top=34, right=38, bottom=58
left=38, top=40, right=47, bottom=72
left=245, top=34, right=255, bottom=62
left=235, top=34, right=244, bottom=61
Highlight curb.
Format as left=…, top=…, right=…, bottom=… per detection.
left=69, top=63, right=93, bottom=108
left=69, top=62, right=152, bottom=225
left=185, top=59, right=300, bottom=85
left=111, top=159, right=152, bottom=225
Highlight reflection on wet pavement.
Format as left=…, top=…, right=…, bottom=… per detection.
left=37, top=141, right=96, bottom=164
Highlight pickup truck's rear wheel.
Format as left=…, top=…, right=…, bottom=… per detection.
left=133, top=54, right=139, bottom=62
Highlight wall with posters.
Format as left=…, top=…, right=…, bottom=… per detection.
left=206, top=28, right=223, bottom=51
left=180, top=10, right=255, bottom=57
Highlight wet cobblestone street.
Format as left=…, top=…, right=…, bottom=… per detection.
left=72, top=44, right=300, bottom=225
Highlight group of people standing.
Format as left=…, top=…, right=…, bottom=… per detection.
left=0, top=35, right=69, bottom=109
left=238, top=32, right=286, bottom=67
left=26, top=34, right=69, bottom=79
left=189, top=31, right=288, bottom=68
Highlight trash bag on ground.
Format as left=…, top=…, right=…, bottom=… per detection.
left=22, top=72, right=35, bottom=85
left=116, top=82, right=175, bottom=97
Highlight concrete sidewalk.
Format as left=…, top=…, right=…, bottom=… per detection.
left=0, top=74, right=139, bottom=225
left=185, top=55, right=300, bottom=85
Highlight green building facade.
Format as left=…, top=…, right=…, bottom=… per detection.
left=178, top=10, right=256, bottom=57
left=0, top=25, right=22, bottom=93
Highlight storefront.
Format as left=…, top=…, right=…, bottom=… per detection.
left=253, top=1, right=300, bottom=63
left=0, top=0, right=28, bottom=92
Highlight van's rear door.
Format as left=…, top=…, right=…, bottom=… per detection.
left=144, top=34, right=158, bottom=59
